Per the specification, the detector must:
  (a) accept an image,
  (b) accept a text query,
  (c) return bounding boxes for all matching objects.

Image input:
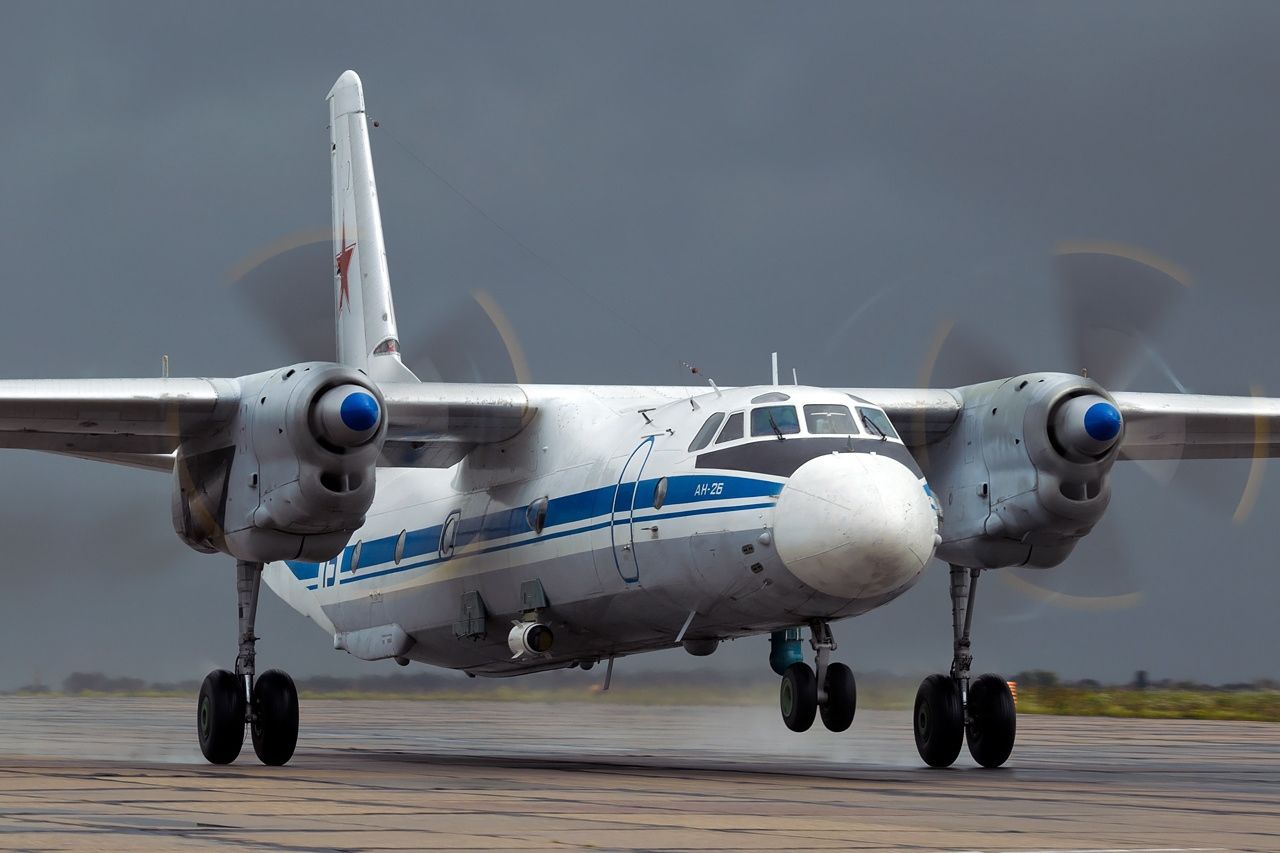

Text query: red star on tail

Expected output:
[335,225,356,312]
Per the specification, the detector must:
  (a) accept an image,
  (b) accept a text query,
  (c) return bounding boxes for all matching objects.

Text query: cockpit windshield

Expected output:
[857,406,899,440]
[803,404,858,435]
[751,405,801,438]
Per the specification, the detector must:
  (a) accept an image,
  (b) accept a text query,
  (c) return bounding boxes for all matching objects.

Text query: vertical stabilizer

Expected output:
[327,70,418,383]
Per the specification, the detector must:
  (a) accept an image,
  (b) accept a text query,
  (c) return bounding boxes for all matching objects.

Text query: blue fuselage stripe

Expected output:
[288,473,781,588]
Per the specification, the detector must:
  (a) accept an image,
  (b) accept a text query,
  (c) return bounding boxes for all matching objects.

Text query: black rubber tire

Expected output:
[914,673,964,768]
[779,662,818,732]
[819,662,857,732]
[197,669,245,765]
[251,669,299,767]
[966,673,1016,768]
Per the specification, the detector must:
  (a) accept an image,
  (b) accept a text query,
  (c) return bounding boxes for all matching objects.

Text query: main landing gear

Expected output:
[197,560,299,766]
[913,565,1016,769]
[777,621,857,733]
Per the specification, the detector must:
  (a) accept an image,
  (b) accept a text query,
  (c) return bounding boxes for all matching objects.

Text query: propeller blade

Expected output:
[917,319,1019,389]
[996,522,1143,616]
[230,233,334,362]
[408,290,530,384]
[1054,243,1190,390]
[230,234,529,384]
[1130,382,1268,527]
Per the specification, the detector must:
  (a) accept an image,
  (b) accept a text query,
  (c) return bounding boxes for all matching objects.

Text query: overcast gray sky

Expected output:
[1,1,1278,689]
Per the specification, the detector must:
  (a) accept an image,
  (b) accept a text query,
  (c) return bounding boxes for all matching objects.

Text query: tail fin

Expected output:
[326,70,418,384]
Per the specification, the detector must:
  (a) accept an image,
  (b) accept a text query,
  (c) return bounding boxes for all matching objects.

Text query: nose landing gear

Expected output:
[196,560,299,766]
[913,565,1016,768]
[777,620,857,733]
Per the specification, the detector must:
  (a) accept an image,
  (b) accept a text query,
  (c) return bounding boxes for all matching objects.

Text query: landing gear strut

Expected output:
[913,565,1016,768]
[778,620,857,733]
[196,560,299,766]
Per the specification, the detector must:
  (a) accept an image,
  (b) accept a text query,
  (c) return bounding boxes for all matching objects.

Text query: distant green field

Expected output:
[1014,687,1280,722]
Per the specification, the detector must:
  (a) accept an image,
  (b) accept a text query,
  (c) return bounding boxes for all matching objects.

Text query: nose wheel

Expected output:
[195,560,300,766]
[777,621,857,733]
[912,565,1016,768]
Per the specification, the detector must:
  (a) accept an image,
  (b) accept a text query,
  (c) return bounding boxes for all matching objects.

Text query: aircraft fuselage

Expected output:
[267,384,940,676]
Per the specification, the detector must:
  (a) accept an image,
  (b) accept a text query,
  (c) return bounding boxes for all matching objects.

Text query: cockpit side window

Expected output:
[803,404,858,435]
[688,412,726,452]
[750,405,801,437]
[715,411,745,444]
[857,406,900,440]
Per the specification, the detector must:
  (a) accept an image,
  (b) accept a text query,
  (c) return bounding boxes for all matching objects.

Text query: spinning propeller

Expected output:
[229,231,530,384]
[916,243,1262,613]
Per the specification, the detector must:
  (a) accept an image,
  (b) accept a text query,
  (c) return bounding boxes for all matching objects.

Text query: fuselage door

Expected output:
[611,437,654,584]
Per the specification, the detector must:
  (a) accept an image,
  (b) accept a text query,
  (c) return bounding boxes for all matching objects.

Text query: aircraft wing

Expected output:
[0,378,532,470]
[851,385,1280,460]
[378,382,532,467]
[0,378,239,455]
[1111,391,1280,460]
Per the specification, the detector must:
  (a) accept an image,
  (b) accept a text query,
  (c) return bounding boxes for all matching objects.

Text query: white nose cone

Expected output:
[774,453,938,600]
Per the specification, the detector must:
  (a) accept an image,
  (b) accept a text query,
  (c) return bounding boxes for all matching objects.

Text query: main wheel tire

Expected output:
[914,673,964,768]
[966,673,1016,768]
[197,669,245,765]
[819,662,857,732]
[779,662,818,732]
[251,669,299,767]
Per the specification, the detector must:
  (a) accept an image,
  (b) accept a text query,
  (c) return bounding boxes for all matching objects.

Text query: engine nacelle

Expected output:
[923,372,1123,569]
[171,362,387,563]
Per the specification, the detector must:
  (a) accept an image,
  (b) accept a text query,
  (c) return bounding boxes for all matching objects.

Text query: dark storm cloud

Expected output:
[1,1,1278,688]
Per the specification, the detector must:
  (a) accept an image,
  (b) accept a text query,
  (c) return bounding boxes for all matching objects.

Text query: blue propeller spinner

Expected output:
[340,391,381,432]
[1083,400,1122,442]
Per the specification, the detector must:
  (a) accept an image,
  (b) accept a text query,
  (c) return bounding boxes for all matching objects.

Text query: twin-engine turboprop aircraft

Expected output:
[4,70,1278,769]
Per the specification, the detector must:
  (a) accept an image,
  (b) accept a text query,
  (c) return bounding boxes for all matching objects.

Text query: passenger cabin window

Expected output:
[857,406,899,440]
[751,405,801,438]
[716,412,745,443]
[688,412,726,452]
[804,404,858,435]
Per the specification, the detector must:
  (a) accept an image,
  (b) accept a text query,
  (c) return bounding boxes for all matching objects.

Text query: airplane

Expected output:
[4,69,1277,770]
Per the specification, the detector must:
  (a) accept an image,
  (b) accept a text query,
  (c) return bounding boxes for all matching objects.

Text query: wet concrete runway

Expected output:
[0,697,1275,851]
